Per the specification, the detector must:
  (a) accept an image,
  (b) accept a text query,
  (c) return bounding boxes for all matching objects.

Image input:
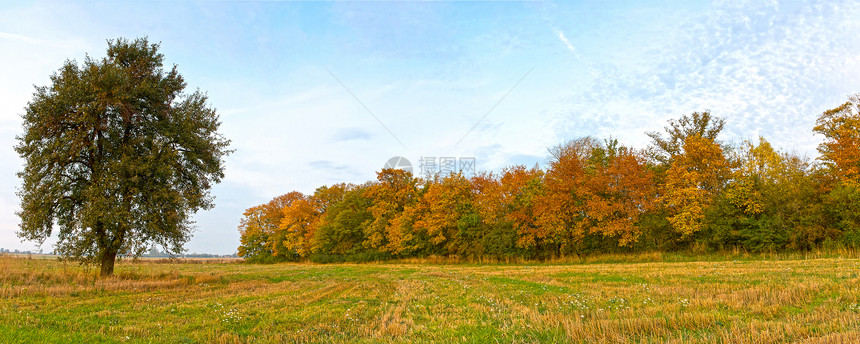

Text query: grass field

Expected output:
[2,254,860,343]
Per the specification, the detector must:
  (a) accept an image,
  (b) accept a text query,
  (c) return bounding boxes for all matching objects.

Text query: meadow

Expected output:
[1,253,859,343]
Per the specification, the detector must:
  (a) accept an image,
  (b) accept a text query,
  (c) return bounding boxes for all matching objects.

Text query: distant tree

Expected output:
[646,111,726,165]
[468,172,510,257]
[537,138,657,255]
[493,166,545,254]
[537,137,599,255]
[15,38,231,276]
[277,194,318,258]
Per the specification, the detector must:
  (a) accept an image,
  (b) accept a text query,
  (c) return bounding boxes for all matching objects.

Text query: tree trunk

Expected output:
[100,249,117,277]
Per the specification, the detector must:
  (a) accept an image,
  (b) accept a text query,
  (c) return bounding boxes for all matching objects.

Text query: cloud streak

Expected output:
[554,28,577,55]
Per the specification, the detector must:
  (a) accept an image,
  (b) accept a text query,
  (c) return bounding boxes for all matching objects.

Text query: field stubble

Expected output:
[1,254,859,343]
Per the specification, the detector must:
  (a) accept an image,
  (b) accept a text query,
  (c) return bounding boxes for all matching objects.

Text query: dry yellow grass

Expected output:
[1,255,859,343]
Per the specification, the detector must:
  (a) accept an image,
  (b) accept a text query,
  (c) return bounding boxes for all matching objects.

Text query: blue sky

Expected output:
[1,0,859,254]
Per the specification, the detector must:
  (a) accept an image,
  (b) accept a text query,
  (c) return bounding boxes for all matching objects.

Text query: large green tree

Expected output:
[15,38,231,276]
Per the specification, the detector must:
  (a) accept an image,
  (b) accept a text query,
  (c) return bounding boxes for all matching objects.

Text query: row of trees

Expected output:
[238,95,860,262]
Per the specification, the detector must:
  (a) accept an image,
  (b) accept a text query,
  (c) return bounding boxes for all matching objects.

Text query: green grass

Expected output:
[1,255,859,343]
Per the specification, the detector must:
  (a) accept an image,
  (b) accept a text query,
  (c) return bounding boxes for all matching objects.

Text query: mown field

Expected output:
[1,254,860,343]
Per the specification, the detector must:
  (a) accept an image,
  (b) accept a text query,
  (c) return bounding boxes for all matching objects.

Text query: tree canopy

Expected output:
[16,37,231,276]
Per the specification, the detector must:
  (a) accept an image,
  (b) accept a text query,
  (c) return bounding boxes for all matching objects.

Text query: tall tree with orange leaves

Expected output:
[537,138,657,255]
[815,93,860,183]
[582,140,658,246]
[277,194,315,258]
[537,137,597,255]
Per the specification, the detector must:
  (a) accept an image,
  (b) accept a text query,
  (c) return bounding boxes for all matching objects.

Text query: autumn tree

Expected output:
[237,192,304,262]
[364,169,420,253]
[471,166,545,257]
[814,94,860,244]
[15,38,231,276]
[663,135,731,236]
[537,137,597,255]
[542,138,655,251]
[410,173,478,256]
[814,94,860,182]
[469,172,509,257]
[536,138,656,255]
[277,184,350,258]
[580,140,658,246]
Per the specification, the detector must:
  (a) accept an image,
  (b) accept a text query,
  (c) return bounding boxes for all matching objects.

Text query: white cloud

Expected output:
[554,28,577,55]
[553,0,860,155]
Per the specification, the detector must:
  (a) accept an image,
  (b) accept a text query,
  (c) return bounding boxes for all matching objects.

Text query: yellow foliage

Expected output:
[279,197,318,257]
[237,192,304,259]
[725,138,785,215]
[664,135,730,236]
[364,169,420,253]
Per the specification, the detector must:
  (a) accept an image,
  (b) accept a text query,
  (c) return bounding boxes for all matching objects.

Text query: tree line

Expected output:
[238,95,860,263]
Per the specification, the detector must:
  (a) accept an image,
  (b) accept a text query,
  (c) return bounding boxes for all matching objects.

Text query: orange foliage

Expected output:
[278,195,316,257]
[538,138,657,250]
[814,93,860,184]
[537,138,595,249]
[582,146,657,245]
[277,184,351,257]
[491,166,546,249]
[237,192,304,259]
[410,174,473,254]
